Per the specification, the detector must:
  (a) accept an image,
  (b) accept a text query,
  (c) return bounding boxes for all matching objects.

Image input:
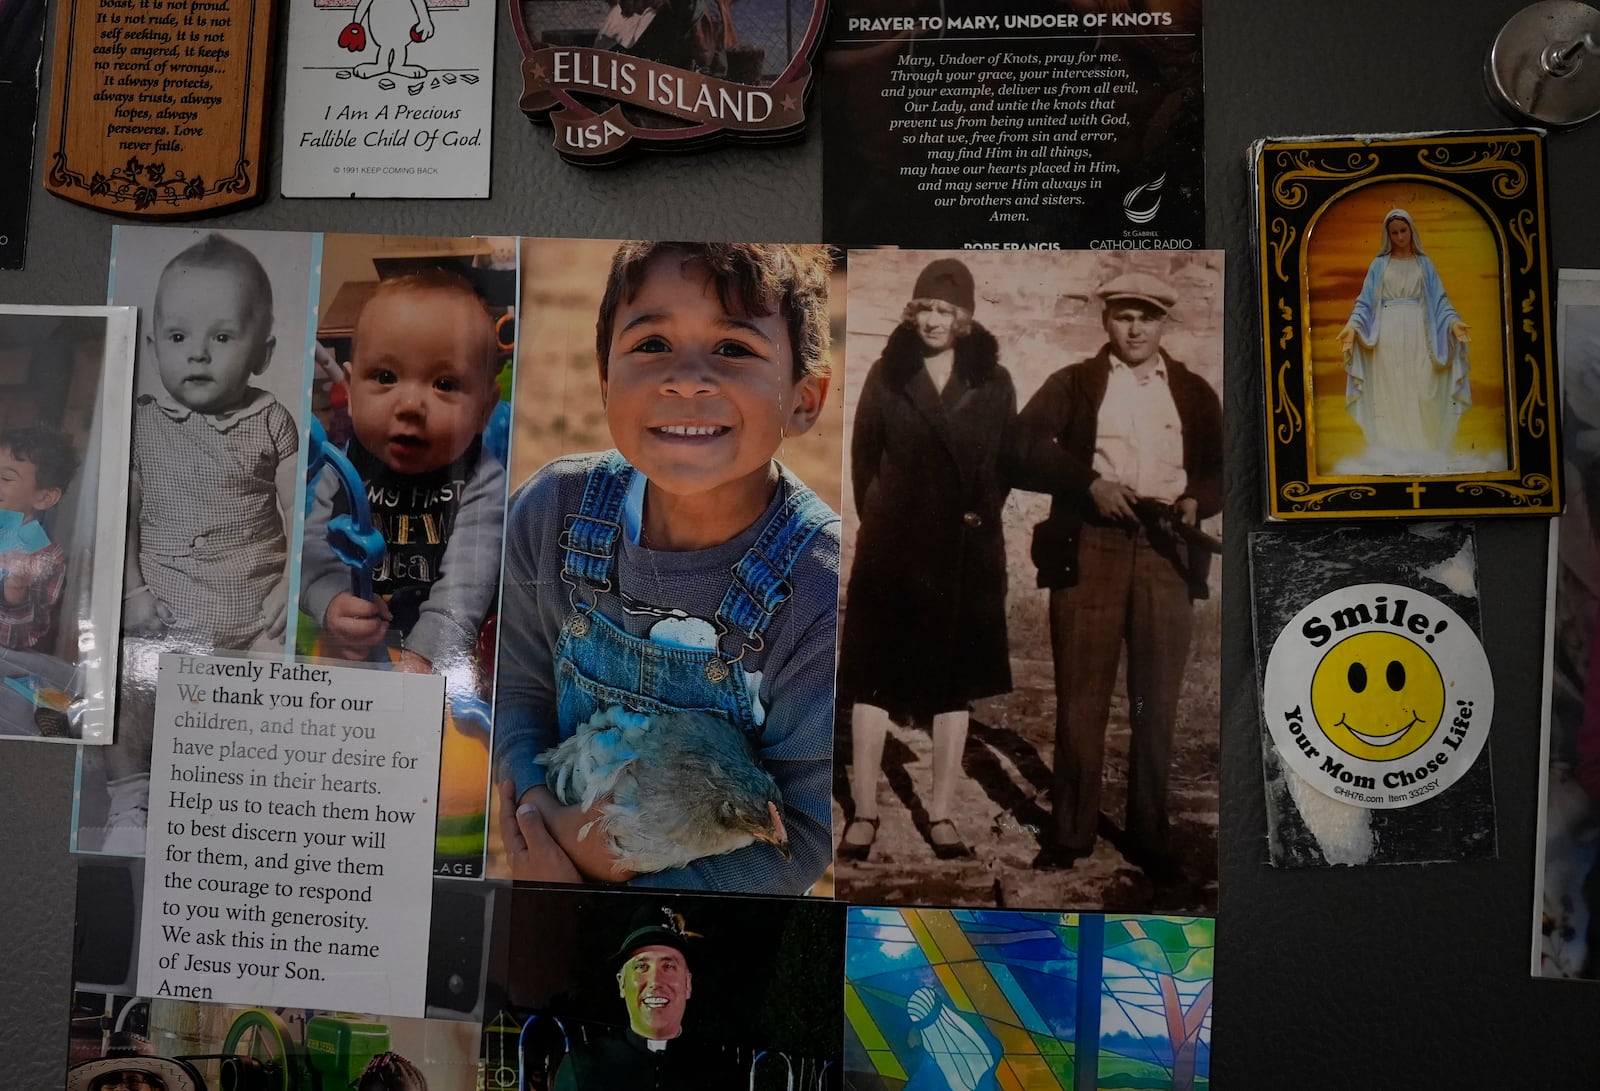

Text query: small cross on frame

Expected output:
[1405,480,1427,508]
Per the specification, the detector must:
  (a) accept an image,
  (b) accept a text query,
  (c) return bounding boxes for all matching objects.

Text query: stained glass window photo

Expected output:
[844,907,1212,1091]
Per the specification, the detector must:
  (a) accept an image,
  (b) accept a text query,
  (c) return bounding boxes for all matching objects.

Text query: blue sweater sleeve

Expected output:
[492,474,563,801]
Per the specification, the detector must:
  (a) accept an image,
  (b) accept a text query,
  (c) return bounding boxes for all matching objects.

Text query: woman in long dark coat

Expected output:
[837,258,1015,860]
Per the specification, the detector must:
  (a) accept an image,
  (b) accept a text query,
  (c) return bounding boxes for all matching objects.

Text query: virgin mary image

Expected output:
[1336,208,1473,473]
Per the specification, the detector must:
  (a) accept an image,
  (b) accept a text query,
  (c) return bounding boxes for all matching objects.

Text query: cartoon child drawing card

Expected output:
[280,0,493,196]
[1252,523,1497,867]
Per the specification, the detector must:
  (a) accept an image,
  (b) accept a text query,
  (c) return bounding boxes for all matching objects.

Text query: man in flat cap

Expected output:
[1009,271,1221,885]
[553,906,741,1091]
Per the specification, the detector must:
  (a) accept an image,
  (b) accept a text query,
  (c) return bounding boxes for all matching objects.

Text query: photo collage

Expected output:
[50,226,1221,1090]
[12,0,1600,1084]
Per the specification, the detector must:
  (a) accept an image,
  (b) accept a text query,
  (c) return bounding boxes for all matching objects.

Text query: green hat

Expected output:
[610,905,700,971]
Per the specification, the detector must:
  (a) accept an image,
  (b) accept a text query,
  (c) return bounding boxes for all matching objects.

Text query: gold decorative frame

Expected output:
[1254,131,1561,519]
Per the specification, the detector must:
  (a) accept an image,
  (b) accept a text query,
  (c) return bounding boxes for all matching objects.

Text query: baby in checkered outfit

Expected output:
[122,234,297,651]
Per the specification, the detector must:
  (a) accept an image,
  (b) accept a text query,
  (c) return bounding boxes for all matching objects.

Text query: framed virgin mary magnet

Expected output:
[512,0,825,163]
[1252,130,1562,520]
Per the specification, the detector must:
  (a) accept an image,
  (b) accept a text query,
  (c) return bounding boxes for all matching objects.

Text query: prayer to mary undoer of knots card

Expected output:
[823,0,1205,249]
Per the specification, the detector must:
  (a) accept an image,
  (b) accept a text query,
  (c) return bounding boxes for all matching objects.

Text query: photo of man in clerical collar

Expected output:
[554,907,738,1090]
[496,889,844,1091]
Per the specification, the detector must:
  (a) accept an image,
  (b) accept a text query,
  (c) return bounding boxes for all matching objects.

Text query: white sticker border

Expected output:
[1263,582,1493,809]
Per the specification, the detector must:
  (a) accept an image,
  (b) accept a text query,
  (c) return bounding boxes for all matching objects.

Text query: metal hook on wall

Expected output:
[1486,0,1600,126]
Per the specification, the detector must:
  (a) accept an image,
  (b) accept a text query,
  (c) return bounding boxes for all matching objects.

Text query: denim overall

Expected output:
[553,451,837,743]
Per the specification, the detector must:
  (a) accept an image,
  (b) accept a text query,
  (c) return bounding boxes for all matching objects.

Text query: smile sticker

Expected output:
[1263,582,1491,808]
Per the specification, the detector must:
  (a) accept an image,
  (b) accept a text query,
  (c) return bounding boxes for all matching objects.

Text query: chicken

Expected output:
[539,705,790,875]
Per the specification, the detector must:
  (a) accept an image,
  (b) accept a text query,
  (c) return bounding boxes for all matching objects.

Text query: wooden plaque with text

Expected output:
[43,0,274,215]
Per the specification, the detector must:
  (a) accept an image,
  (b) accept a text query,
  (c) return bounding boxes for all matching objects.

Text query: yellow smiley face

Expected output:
[1310,631,1444,760]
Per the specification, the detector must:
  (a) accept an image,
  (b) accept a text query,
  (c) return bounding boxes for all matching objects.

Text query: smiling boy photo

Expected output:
[494,240,842,897]
[0,303,135,748]
[0,424,77,652]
